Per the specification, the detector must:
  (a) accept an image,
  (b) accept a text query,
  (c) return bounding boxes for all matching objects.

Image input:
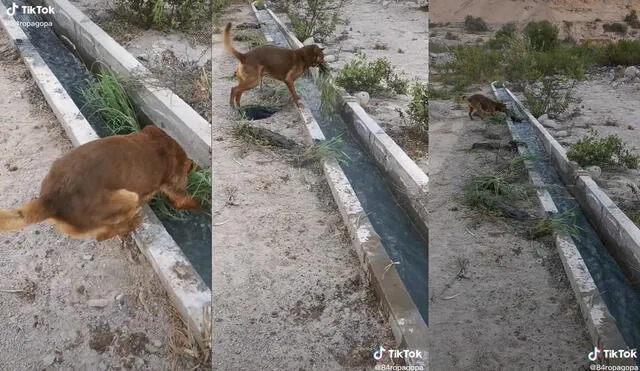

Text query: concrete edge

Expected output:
[491,83,633,364]
[252,3,429,367]
[0,7,212,349]
[264,6,429,234]
[503,86,640,289]
[31,0,212,168]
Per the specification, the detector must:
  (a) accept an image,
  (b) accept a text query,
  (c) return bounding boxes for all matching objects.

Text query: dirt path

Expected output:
[0,31,205,370]
[211,3,394,370]
[428,93,592,369]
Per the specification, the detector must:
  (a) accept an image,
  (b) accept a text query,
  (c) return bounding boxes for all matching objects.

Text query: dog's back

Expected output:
[462,94,507,119]
[40,126,187,228]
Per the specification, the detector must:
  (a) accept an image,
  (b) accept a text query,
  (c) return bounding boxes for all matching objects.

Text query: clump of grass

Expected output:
[286,0,346,42]
[523,76,573,119]
[464,172,532,214]
[334,51,408,96]
[81,68,140,135]
[528,211,583,241]
[212,0,231,25]
[440,45,503,89]
[187,168,212,206]
[567,129,639,169]
[299,136,351,166]
[486,23,517,50]
[464,15,489,33]
[231,120,271,146]
[603,22,628,34]
[233,30,269,48]
[508,153,536,174]
[318,73,340,114]
[444,32,460,41]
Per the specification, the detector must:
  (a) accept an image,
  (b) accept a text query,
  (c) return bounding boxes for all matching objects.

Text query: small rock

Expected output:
[353,91,370,106]
[82,254,93,261]
[88,299,111,308]
[7,165,17,172]
[537,113,549,122]
[151,339,162,348]
[42,354,56,367]
[323,54,336,63]
[14,91,22,99]
[555,130,570,138]
[137,54,148,62]
[382,0,390,7]
[586,165,602,178]
[541,119,560,130]
[144,343,159,353]
[624,66,639,79]
[303,37,315,46]
[628,125,635,130]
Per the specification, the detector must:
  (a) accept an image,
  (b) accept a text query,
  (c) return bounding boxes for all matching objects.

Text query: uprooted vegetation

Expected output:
[115,0,211,31]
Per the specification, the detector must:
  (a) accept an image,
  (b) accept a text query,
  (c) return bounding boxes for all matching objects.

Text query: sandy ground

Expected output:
[274,0,429,164]
[211,3,395,370]
[0,31,203,370]
[431,0,640,42]
[428,90,592,369]
[70,0,212,122]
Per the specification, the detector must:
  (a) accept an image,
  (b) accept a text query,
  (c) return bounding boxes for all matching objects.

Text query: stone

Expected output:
[537,113,549,122]
[303,37,315,46]
[83,254,93,261]
[353,91,370,106]
[624,66,639,79]
[88,299,110,308]
[42,354,56,367]
[541,119,560,130]
[555,130,570,138]
[585,165,602,178]
[323,54,336,63]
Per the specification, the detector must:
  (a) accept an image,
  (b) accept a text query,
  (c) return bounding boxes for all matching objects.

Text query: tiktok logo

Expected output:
[588,346,601,361]
[373,345,387,361]
[6,3,19,16]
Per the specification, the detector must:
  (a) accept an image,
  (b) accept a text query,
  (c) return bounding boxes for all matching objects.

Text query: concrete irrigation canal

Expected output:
[492,83,640,364]
[1,0,212,288]
[0,0,211,346]
[251,6,428,323]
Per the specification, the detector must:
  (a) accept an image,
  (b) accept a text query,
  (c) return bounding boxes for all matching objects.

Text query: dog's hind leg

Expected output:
[468,105,474,120]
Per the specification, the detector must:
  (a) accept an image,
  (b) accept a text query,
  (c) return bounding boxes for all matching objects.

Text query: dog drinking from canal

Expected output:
[223,22,326,108]
[0,126,201,241]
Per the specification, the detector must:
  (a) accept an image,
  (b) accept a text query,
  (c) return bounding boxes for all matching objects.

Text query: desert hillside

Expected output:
[431,0,640,24]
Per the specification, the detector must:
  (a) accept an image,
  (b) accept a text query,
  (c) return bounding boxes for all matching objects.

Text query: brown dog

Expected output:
[0,126,200,242]
[223,22,325,107]
[462,94,508,120]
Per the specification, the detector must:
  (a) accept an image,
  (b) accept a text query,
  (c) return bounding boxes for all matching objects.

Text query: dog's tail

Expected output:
[0,199,50,232]
[223,22,246,63]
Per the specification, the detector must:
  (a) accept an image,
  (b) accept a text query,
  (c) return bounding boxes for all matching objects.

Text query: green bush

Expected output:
[523,20,558,52]
[464,15,489,33]
[486,22,517,49]
[287,0,345,42]
[567,130,639,169]
[334,51,408,96]
[598,39,640,66]
[523,76,573,119]
[441,45,503,85]
[406,82,428,137]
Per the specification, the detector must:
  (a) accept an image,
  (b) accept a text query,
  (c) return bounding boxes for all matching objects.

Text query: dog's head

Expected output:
[142,125,195,186]
[302,44,325,67]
